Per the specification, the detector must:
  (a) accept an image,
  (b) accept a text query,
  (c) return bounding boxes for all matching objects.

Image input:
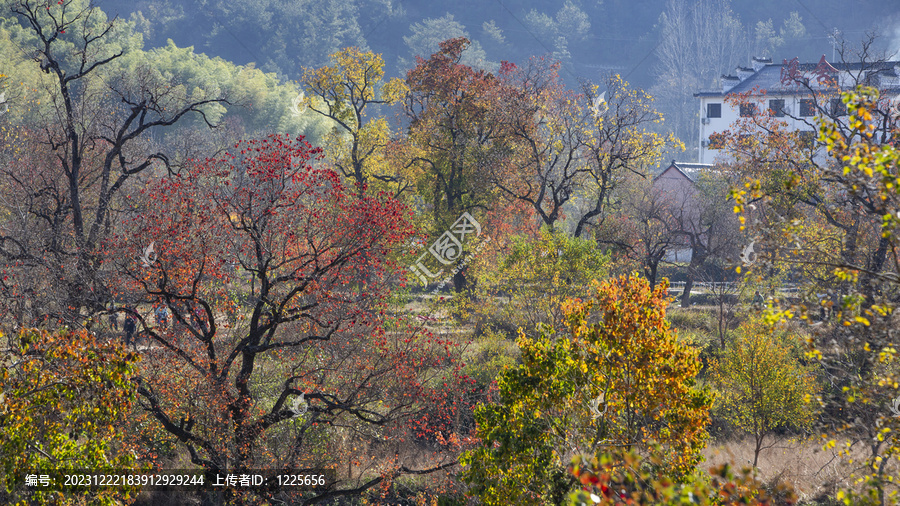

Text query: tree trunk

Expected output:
[716,284,730,349]
[753,432,764,467]
[645,262,658,289]
[861,235,889,306]
[453,269,467,293]
[718,296,726,349]
[681,249,707,308]
[680,275,694,308]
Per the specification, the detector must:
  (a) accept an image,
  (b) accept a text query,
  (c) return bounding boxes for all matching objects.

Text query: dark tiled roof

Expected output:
[673,162,715,170]
[655,161,716,182]
[673,161,715,182]
[695,59,900,97]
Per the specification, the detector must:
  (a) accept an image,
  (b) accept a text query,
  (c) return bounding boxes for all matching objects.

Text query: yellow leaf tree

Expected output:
[728,82,900,504]
[461,274,711,505]
[709,318,820,467]
[301,47,410,197]
[574,75,681,238]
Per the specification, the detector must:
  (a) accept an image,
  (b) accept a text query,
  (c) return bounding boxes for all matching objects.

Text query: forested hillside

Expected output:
[91,0,897,156]
[101,0,890,83]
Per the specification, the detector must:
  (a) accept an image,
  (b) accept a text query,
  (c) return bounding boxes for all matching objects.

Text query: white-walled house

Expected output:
[694,56,900,164]
[649,55,900,268]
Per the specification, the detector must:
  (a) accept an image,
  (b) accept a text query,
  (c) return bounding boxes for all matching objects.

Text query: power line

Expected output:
[793,0,831,34]
[204,8,263,64]
[492,0,661,85]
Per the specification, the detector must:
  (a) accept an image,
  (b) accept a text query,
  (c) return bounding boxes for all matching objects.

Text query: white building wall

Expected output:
[698,94,818,164]
[696,60,900,164]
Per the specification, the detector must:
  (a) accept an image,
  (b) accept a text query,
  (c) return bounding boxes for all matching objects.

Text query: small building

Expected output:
[654,161,714,193]
[652,161,716,263]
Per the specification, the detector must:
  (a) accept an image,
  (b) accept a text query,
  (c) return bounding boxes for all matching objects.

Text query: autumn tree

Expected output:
[460,275,711,505]
[672,171,743,306]
[720,42,899,304]
[109,135,467,504]
[807,87,899,505]
[400,37,510,292]
[401,38,505,225]
[575,75,679,238]
[491,57,589,230]
[709,318,819,467]
[0,0,226,324]
[712,38,900,496]
[300,47,409,197]
[0,328,139,505]
[730,84,900,503]
[594,173,680,288]
[594,162,739,304]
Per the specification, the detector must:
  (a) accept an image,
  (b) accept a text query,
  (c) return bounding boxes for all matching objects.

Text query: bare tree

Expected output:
[698,269,742,348]
[491,58,589,230]
[0,0,227,323]
[652,0,748,151]
[668,171,742,307]
[595,173,679,288]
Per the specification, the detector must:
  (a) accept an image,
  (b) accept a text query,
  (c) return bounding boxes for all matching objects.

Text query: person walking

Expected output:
[123,309,137,350]
[154,303,169,330]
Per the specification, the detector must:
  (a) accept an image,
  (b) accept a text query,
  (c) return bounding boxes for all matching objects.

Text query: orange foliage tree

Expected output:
[401,37,505,224]
[461,275,711,505]
[399,38,514,293]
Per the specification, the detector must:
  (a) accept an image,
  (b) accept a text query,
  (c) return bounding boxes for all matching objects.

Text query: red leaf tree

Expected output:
[400,38,513,293]
[107,135,468,503]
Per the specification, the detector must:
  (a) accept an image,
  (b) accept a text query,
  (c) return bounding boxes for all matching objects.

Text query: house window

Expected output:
[739,103,757,117]
[800,99,816,117]
[830,98,847,116]
[769,99,786,117]
[707,103,722,118]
